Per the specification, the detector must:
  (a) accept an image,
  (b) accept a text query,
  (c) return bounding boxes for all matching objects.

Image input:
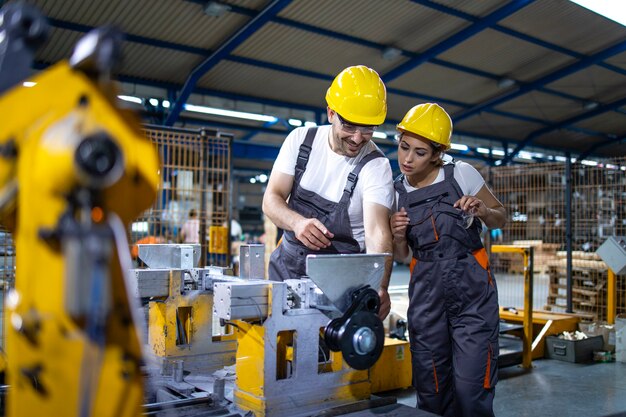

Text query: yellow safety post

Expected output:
[607,269,616,324]
[491,245,534,369]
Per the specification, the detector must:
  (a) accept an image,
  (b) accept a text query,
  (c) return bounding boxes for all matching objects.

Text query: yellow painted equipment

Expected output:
[369,338,413,393]
[0,19,159,417]
[141,246,237,374]
[209,225,229,254]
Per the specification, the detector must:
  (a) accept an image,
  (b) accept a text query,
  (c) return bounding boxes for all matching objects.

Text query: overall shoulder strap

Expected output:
[393,174,407,194]
[342,149,384,199]
[294,127,318,183]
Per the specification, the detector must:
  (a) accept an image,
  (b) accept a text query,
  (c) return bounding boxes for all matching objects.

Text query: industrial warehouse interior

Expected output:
[0,0,625,416]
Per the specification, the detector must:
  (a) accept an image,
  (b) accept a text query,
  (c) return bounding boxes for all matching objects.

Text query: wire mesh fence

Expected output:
[135,126,232,267]
[486,158,626,323]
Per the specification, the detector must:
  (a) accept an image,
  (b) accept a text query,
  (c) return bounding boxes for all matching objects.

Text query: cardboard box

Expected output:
[545,335,604,363]
[578,322,615,352]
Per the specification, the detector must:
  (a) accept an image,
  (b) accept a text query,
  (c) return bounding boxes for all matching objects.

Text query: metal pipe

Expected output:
[608,269,616,324]
[143,396,213,413]
[565,153,573,313]
[522,247,533,369]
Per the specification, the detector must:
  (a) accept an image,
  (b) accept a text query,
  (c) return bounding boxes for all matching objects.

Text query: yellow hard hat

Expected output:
[397,103,453,149]
[325,65,387,126]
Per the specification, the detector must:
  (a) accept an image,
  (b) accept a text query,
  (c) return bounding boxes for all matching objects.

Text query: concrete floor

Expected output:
[379,360,626,417]
[386,263,626,417]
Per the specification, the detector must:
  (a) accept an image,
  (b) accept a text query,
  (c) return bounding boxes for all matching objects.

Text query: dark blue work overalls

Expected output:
[395,162,499,417]
[269,127,383,281]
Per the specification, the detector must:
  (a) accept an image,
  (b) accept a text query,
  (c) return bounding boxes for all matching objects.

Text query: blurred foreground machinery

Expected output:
[0,3,159,417]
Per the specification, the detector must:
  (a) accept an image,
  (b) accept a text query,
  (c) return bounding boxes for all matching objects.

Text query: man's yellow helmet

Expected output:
[325,65,387,126]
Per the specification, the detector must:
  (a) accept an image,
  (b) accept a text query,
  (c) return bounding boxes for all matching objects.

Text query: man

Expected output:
[262,65,394,320]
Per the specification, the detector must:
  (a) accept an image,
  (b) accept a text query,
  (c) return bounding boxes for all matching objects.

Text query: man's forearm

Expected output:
[365,229,393,289]
[262,193,304,232]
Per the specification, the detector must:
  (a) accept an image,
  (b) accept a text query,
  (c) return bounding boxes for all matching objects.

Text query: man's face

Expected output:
[327,109,377,157]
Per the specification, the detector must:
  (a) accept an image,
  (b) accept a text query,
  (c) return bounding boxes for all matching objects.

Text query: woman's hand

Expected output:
[390,207,410,241]
[454,195,487,218]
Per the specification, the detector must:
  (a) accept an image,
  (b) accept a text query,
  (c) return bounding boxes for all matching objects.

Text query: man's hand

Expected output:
[293,218,334,250]
[378,287,391,321]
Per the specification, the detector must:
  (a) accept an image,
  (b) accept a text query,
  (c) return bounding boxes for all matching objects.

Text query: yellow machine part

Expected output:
[0,63,159,417]
[369,337,413,393]
[232,320,371,417]
[209,225,229,254]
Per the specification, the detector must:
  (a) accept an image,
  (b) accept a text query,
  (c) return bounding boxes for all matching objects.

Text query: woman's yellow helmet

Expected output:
[397,103,453,149]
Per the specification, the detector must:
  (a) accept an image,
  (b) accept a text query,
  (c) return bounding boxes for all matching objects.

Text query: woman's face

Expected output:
[397,132,440,177]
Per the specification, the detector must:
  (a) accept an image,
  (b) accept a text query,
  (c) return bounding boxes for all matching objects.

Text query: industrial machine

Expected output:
[134,244,390,416]
[0,3,159,417]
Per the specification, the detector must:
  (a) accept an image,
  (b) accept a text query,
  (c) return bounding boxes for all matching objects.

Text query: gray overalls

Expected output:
[269,127,383,281]
[395,162,499,417]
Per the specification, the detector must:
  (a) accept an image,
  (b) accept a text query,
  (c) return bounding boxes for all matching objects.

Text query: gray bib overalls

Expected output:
[269,127,383,281]
[395,162,499,417]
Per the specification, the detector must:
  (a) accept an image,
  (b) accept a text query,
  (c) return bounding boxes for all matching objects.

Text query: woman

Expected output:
[390,103,506,417]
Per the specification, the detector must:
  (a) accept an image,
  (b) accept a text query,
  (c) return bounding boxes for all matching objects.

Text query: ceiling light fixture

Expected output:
[117,95,142,104]
[497,78,516,89]
[184,103,278,123]
[583,100,599,110]
[382,47,402,61]
[204,1,231,17]
[450,143,469,151]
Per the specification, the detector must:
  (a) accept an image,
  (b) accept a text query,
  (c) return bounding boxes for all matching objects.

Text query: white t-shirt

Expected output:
[272,125,394,250]
[395,156,485,210]
[181,218,200,243]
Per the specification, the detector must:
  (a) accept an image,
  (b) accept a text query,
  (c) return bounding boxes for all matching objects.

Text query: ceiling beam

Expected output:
[164,0,293,126]
[383,0,534,82]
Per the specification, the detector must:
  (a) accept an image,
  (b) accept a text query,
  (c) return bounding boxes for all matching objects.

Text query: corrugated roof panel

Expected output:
[226,0,266,9]
[438,28,574,82]
[605,50,626,71]
[546,65,626,103]
[429,0,510,18]
[36,27,82,64]
[387,62,501,106]
[26,0,252,50]
[597,143,626,158]
[385,93,465,127]
[572,111,626,136]
[455,112,543,141]
[233,22,401,77]
[494,91,584,123]
[121,43,203,85]
[533,130,591,153]
[279,0,468,53]
[499,0,626,55]
[197,61,331,109]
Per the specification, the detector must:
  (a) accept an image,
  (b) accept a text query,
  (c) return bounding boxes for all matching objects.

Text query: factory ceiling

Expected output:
[12,0,626,167]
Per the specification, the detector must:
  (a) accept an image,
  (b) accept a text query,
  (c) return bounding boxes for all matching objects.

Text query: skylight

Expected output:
[569,0,626,27]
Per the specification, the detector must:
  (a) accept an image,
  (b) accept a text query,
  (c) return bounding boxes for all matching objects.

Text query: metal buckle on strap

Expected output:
[297,144,312,165]
[344,172,358,194]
